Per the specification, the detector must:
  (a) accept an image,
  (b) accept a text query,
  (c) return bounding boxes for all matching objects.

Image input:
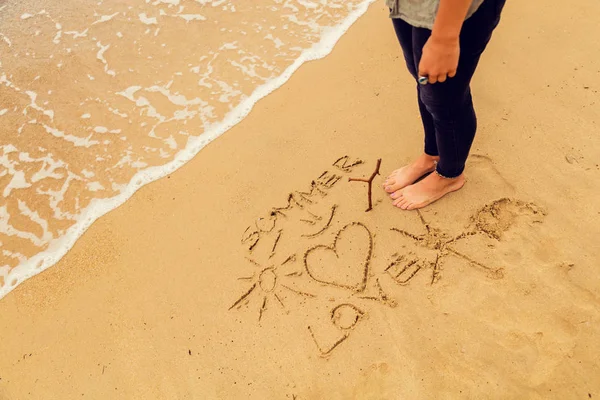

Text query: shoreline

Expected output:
[0,0,376,300]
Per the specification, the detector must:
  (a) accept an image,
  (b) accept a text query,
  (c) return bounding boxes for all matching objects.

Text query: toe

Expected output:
[384,180,396,193]
[407,199,426,210]
[390,190,402,200]
[395,198,408,208]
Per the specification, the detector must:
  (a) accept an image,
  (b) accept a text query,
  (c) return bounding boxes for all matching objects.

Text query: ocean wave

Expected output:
[0,0,375,299]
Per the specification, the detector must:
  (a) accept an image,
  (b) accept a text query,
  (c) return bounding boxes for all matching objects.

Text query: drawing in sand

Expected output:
[230,156,547,356]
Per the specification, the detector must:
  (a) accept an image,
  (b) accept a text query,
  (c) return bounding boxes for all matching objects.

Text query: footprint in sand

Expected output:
[471,198,546,240]
[468,154,516,193]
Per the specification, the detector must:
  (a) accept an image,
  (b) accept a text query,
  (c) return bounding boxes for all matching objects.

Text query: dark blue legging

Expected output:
[392,0,506,178]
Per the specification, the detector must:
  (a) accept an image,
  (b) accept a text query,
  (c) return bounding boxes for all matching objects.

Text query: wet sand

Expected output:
[1,1,600,399]
[0,0,370,290]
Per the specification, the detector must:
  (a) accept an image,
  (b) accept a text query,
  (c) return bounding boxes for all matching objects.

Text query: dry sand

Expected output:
[1,1,600,398]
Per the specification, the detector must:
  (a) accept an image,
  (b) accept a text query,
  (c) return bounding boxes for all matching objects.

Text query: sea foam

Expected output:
[0,0,375,299]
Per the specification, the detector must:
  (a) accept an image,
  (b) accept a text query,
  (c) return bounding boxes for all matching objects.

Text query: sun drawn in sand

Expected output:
[229,257,315,322]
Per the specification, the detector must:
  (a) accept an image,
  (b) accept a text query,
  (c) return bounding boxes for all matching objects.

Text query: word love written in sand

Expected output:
[230,156,547,357]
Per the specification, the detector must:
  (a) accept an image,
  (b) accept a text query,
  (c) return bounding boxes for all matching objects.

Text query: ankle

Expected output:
[415,153,439,167]
[423,153,440,162]
[432,171,464,184]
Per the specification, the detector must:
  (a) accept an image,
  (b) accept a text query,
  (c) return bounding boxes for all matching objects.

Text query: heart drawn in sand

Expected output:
[304,222,373,292]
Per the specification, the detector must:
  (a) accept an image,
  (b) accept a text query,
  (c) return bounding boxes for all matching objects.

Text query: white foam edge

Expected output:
[0,0,376,300]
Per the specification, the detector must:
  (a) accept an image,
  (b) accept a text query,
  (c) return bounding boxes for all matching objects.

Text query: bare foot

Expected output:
[383,154,439,194]
[391,172,465,210]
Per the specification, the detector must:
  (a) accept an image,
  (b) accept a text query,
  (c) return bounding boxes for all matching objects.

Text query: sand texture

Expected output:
[1,0,600,399]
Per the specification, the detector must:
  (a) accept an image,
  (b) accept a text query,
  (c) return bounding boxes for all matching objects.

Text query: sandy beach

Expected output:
[1,0,600,398]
